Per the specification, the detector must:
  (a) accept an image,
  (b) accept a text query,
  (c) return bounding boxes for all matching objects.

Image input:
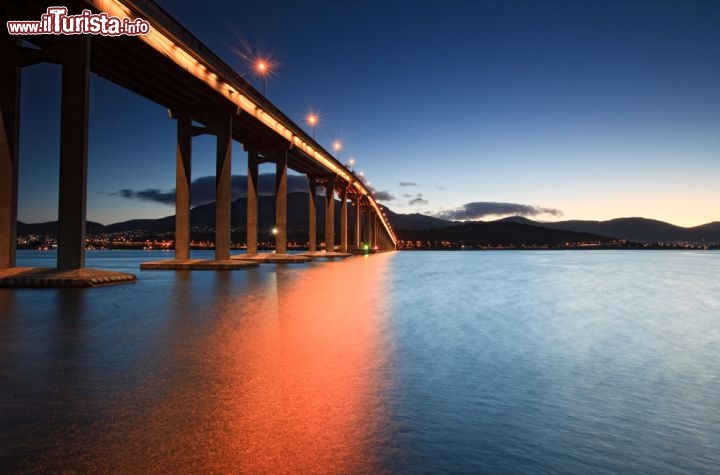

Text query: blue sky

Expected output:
[16,0,720,226]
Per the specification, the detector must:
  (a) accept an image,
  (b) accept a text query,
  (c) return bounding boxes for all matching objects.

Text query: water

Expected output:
[1,250,719,473]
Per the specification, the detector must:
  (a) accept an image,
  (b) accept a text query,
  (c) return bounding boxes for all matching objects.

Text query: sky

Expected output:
[15,0,720,227]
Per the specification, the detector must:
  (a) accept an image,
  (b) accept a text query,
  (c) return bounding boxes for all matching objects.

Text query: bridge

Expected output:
[0,0,397,286]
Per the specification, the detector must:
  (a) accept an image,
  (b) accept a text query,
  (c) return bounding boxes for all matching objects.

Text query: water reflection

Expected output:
[4,250,720,473]
[38,255,394,472]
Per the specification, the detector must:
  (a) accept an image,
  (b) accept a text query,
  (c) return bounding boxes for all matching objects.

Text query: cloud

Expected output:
[113,188,175,205]
[373,190,396,202]
[109,174,309,206]
[408,193,428,206]
[435,202,563,220]
[399,181,418,187]
[435,184,447,190]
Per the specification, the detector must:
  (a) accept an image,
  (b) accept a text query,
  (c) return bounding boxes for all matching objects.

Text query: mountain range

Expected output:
[17,192,720,245]
[380,208,720,244]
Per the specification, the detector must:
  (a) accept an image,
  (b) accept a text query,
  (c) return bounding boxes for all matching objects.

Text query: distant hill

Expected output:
[17,194,720,245]
[499,216,720,244]
[18,220,107,235]
[380,206,453,230]
[19,192,344,238]
[398,221,615,247]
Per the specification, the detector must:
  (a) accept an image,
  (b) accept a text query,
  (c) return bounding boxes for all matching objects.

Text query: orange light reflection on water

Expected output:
[222,260,390,472]
[94,255,393,473]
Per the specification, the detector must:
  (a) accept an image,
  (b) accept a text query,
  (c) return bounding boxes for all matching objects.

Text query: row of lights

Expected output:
[251,57,396,244]
[94,0,395,246]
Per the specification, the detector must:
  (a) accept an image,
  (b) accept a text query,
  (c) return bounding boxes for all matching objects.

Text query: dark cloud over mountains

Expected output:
[110,174,398,206]
[372,190,396,201]
[110,174,311,206]
[435,202,563,220]
[408,193,428,206]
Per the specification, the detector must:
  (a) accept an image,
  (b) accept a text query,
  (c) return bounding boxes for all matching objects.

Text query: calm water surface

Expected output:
[1,250,719,473]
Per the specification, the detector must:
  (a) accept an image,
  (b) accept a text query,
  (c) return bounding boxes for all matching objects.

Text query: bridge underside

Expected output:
[0,0,396,286]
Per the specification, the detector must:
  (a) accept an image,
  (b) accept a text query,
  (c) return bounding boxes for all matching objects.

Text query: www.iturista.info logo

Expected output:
[6,6,150,36]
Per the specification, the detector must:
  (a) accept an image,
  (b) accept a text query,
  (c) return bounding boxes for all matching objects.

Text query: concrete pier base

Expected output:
[299,251,352,259]
[0,267,137,288]
[350,247,377,255]
[233,253,311,264]
[140,259,258,270]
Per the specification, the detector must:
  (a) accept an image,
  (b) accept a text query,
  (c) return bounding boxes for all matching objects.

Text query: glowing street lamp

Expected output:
[348,157,355,172]
[254,58,271,95]
[306,113,318,139]
[332,140,342,160]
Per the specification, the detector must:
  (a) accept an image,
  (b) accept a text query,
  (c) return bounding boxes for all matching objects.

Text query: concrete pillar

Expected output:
[246,148,258,254]
[275,149,287,254]
[353,195,361,249]
[324,176,335,251]
[340,186,348,252]
[308,177,317,252]
[366,209,374,248]
[361,206,367,244]
[57,36,90,270]
[373,215,379,248]
[0,36,19,269]
[174,115,192,260]
[215,115,232,260]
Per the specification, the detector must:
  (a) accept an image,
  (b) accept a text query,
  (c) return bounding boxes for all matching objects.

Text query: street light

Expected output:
[333,140,342,160]
[306,113,318,139]
[348,157,355,172]
[254,58,272,95]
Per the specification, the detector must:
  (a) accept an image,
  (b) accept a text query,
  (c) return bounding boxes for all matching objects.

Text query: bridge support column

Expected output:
[366,209,374,249]
[246,148,258,254]
[374,215,379,248]
[308,177,317,252]
[215,115,232,261]
[324,177,335,251]
[275,149,287,254]
[0,36,19,270]
[340,186,348,252]
[353,196,361,249]
[174,114,192,260]
[57,36,90,270]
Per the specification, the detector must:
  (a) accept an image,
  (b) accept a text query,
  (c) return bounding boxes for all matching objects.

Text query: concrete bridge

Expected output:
[1,0,397,286]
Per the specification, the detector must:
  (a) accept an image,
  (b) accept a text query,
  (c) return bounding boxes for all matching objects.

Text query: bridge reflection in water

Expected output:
[0,253,394,472]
